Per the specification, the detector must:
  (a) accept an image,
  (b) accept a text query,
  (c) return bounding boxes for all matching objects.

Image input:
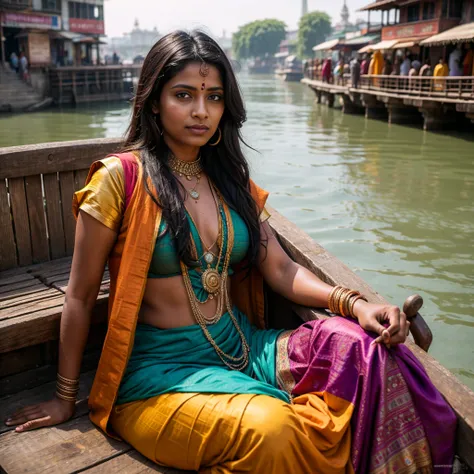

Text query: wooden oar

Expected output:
[403,294,433,352]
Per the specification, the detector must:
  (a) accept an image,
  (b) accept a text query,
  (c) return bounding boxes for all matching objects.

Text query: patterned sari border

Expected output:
[276,330,295,396]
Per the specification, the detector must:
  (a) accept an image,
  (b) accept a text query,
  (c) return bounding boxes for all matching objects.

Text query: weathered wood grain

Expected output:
[0,288,60,310]
[25,175,49,263]
[0,180,16,271]
[8,178,32,266]
[0,272,35,287]
[0,281,45,299]
[43,172,67,259]
[59,171,77,255]
[83,450,193,474]
[0,413,130,474]
[0,294,108,354]
[0,294,65,321]
[74,168,90,192]
[0,138,122,180]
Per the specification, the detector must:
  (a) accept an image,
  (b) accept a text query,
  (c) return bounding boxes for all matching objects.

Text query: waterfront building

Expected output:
[0,0,62,67]
[0,0,105,67]
[358,0,474,66]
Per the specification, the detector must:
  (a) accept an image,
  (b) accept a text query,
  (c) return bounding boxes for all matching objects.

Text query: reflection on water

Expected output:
[1,74,473,388]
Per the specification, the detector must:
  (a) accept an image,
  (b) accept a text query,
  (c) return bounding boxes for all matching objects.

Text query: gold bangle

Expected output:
[56,382,79,393]
[342,290,359,317]
[55,391,77,402]
[331,287,345,314]
[57,373,79,385]
[348,294,367,319]
[335,287,348,316]
[328,286,342,313]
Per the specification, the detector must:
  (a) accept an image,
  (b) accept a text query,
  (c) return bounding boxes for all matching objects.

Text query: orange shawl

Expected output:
[77,156,269,438]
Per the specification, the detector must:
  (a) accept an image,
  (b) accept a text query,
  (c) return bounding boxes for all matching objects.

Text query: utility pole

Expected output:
[302,0,308,17]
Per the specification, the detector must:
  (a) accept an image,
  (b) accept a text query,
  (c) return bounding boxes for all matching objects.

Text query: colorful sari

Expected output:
[74,153,456,473]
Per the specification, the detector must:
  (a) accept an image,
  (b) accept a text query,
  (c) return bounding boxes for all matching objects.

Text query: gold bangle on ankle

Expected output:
[55,391,77,402]
[57,373,79,385]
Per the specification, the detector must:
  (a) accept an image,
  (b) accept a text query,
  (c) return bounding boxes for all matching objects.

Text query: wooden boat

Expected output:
[0,138,473,473]
[275,55,304,82]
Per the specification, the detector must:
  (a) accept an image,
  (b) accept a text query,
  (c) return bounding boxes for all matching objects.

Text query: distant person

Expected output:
[369,50,384,86]
[382,57,392,76]
[419,59,432,77]
[391,57,401,75]
[463,44,473,76]
[322,58,332,83]
[400,55,411,76]
[434,57,449,91]
[334,58,344,85]
[360,53,370,75]
[449,45,462,76]
[350,56,361,88]
[113,52,119,65]
[10,52,19,73]
[18,52,28,81]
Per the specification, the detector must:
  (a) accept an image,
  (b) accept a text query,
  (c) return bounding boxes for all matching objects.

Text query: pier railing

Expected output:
[304,68,474,100]
[358,75,474,100]
[49,65,142,105]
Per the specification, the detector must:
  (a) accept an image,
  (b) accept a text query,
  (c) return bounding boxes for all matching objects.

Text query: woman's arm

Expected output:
[257,221,408,346]
[5,211,117,432]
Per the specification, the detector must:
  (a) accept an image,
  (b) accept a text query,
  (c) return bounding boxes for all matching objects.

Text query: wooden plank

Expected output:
[43,172,67,259]
[0,180,17,271]
[0,294,65,322]
[0,282,46,301]
[25,175,49,263]
[0,294,108,353]
[0,138,122,180]
[83,450,191,474]
[269,207,474,471]
[74,168,90,192]
[0,288,61,311]
[8,178,32,266]
[59,171,77,255]
[0,413,130,474]
[0,272,35,287]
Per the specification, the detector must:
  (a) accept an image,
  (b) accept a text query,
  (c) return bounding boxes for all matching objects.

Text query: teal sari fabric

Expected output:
[117,308,290,404]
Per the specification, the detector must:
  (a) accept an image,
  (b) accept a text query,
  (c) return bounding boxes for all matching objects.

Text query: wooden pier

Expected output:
[49,65,142,105]
[302,74,474,131]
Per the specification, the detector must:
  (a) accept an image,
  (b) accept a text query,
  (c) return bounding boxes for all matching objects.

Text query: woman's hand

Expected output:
[353,300,410,348]
[4,396,75,432]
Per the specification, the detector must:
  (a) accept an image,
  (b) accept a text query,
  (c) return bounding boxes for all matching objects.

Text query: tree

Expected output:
[297,11,332,59]
[232,19,287,60]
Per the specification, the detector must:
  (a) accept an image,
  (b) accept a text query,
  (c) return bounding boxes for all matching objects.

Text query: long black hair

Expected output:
[123,30,262,268]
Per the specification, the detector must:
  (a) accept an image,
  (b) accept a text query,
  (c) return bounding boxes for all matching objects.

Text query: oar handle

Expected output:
[403,294,433,352]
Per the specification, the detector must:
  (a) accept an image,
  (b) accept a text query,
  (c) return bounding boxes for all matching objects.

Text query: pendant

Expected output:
[190,189,200,200]
[202,268,220,294]
[204,252,215,264]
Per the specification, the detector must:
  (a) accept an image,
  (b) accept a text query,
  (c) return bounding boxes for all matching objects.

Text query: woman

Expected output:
[5,31,456,474]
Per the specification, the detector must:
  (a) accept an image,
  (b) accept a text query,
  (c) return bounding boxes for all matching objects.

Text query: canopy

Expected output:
[358,44,374,53]
[344,33,380,46]
[358,0,398,11]
[369,39,399,50]
[313,39,339,51]
[420,22,474,46]
[275,51,289,58]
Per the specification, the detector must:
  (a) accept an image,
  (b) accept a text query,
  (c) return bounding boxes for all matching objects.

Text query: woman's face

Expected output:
[154,61,225,149]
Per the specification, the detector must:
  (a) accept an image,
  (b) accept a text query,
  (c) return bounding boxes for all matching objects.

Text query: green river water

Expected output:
[1,73,473,390]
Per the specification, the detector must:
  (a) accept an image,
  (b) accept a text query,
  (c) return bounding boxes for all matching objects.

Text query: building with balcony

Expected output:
[0,0,62,66]
[358,0,474,64]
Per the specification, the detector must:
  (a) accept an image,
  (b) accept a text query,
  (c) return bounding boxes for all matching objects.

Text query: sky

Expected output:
[104,0,375,39]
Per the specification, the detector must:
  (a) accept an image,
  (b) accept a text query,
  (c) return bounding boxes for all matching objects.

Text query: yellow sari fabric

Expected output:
[110,392,354,474]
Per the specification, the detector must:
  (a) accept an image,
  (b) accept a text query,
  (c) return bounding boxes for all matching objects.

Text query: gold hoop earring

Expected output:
[154,115,163,135]
[208,127,221,146]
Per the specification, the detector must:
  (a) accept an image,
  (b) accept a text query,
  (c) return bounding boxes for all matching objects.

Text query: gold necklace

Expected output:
[168,154,202,178]
[180,196,250,370]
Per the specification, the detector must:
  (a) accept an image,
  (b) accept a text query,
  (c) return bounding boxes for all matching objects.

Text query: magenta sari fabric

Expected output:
[286,317,456,474]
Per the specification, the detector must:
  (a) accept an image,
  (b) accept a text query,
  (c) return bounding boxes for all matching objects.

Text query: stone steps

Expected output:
[0,67,45,113]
